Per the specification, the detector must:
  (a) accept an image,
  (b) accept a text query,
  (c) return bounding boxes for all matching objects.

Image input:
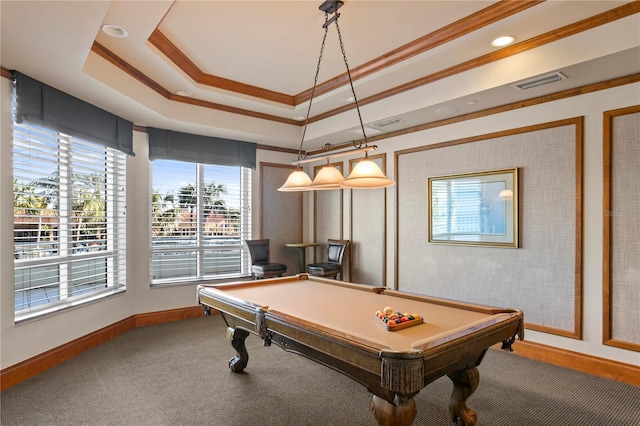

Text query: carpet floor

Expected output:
[1,315,639,425]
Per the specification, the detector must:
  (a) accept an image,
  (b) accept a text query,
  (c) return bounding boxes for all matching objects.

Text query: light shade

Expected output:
[278,170,312,191]
[497,189,514,200]
[309,165,345,190]
[341,159,395,189]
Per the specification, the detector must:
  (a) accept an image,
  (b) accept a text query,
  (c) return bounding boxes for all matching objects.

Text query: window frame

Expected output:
[149,160,252,286]
[12,119,127,322]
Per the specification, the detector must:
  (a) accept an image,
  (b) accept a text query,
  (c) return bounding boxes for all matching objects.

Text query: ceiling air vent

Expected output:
[511,72,567,90]
[369,117,403,129]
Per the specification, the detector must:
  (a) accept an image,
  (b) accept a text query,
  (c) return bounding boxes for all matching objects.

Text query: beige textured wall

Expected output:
[260,164,302,274]
[350,155,386,286]
[397,122,578,335]
[313,163,343,265]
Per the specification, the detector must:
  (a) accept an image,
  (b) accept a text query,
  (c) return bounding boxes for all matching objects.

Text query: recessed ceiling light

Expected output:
[101,24,128,38]
[175,90,193,97]
[491,35,515,47]
[436,106,458,115]
[339,96,355,102]
[466,100,477,105]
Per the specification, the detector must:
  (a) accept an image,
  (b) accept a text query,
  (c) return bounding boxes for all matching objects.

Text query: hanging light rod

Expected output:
[278,0,395,192]
[292,145,377,166]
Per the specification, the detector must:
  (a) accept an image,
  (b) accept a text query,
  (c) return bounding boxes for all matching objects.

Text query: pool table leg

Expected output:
[371,395,416,426]
[447,367,479,426]
[226,327,250,373]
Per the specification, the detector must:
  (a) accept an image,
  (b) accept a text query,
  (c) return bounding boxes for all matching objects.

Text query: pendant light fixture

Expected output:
[278,0,395,191]
[278,169,313,192]
[309,160,345,190]
[340,156,395,188]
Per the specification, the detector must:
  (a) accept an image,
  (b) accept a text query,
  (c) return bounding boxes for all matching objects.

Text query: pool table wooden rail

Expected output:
[197,281,392,382]
[199,284,409,416]
[197,275,524,426]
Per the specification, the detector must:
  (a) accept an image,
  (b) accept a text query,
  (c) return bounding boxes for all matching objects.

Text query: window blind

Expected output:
[150,160,252,284]
[13,116,127,320]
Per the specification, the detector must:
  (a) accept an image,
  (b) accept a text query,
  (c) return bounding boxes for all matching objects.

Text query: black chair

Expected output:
[305,239,349,280]
[246,239,287,279]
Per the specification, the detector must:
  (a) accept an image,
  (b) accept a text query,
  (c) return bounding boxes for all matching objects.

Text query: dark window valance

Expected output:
[11,71,134,156]
[147,127,256,169]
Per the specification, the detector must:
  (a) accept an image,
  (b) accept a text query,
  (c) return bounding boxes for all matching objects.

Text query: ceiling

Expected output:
[2,1,639,154]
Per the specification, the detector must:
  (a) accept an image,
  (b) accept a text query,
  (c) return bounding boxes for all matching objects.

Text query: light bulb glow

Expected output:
[491,35,515,47]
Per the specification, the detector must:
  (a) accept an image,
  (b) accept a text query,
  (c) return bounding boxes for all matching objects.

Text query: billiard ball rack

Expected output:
[374,313,424,331]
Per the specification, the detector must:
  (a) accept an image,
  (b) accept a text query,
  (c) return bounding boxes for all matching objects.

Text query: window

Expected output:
[13,119,127,320]
[150,160,251,284]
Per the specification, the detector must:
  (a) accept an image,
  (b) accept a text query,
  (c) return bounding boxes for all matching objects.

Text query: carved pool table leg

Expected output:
[447,367,479,426]
[226,327,250,373]
[371,395,416,426]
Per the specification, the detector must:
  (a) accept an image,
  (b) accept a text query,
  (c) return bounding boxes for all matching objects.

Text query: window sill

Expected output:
[15,288,127,325]
[150,274,252,289]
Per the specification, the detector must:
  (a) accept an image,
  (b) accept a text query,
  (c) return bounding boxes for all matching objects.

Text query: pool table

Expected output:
[197,274,524,426]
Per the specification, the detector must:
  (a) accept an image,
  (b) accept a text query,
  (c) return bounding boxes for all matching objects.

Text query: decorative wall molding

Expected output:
[395,118,583,338]
[602,105,640,352]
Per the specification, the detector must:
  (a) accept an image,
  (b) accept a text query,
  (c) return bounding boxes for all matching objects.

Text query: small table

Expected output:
[197,275,524,426]
[285,242,319,273]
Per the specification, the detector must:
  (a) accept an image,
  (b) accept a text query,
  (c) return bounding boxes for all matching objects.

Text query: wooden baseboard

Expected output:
[3,308,638,391]
[1,306,205,391]
[134,305,204,327]
[498,340,640,386]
